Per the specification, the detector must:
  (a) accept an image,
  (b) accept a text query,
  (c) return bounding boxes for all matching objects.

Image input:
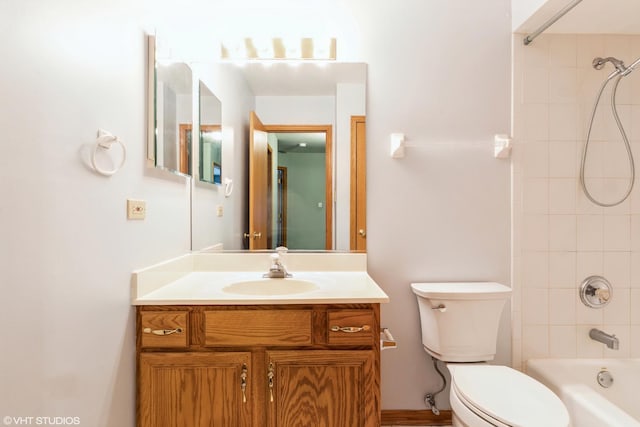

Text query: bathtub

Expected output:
[527,359,640,427]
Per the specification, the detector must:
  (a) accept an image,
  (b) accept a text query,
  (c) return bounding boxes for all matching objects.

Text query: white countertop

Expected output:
[131,252,389,305]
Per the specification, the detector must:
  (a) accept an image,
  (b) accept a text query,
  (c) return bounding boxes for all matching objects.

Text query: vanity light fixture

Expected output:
[221,38,336,61]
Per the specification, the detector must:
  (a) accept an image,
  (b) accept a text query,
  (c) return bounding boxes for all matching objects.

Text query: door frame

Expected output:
[350,116,366,251]
[263,124,333,250]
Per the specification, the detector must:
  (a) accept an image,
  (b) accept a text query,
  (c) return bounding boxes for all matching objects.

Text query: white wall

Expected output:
[191,62,254,251]
[512,33,640,368]
[1,0,512,422]
[0,1,190,425]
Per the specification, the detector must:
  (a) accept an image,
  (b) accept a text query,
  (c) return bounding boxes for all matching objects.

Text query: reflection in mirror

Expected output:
[242,62,367,252]
[198,81,222,184]
[147,36,193,176]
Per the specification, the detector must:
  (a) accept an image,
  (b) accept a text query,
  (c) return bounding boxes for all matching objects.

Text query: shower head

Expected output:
[593,57,627,74]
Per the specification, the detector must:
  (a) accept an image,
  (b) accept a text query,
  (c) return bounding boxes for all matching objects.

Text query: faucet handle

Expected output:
[275,246,288,255]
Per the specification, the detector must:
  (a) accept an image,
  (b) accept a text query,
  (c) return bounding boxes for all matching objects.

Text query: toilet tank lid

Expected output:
[410,282,511,300]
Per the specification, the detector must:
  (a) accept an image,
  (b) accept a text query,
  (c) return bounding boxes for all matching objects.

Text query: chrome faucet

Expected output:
[263,247,292,279]
[589,328,619,350]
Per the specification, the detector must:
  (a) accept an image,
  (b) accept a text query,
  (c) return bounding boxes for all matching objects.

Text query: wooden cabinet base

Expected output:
[381,409,453,426]
[137,304,380,427]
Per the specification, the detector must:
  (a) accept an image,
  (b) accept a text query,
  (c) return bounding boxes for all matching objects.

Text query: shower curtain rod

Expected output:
[523,0,584,45]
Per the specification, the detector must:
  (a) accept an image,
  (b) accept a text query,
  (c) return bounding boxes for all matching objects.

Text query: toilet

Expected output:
[411,282,569,427]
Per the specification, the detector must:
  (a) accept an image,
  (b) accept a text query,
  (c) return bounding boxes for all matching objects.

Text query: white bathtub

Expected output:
[527,359,640,427]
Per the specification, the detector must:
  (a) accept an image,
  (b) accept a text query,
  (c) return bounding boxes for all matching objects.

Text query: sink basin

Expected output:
[222,279,318,296]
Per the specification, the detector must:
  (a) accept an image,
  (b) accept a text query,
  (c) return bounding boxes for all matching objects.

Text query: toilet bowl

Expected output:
[411,282,569,427]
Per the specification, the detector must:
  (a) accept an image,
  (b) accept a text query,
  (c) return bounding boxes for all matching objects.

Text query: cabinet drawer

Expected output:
[140,311,188,348]
[205,310,312,346]
[327,310,374,346]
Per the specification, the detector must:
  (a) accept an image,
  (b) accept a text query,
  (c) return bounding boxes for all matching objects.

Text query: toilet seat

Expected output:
[448,364,570,427]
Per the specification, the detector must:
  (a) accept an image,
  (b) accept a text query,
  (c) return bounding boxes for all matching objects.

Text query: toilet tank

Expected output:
[411,282,511,362]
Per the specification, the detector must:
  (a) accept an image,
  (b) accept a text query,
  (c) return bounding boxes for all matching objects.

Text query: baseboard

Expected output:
[381,409,453,426]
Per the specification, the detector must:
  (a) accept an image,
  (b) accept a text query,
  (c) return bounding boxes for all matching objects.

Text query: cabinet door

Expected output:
[266,350,378,427]
[139,352,252,427]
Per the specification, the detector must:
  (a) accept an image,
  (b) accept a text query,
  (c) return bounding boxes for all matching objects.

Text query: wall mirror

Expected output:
[241,62,367,252]
[198,81,222,184]
[146,35,193,177]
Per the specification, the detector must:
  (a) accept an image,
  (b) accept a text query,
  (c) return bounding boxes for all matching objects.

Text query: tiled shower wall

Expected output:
[512,34,640,370]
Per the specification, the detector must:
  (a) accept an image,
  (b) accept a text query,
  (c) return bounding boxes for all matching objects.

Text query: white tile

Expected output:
[630,289,640,324]
[522,251,549,288]
[576,325,605,358]
[577,251,604,279]
[549,179,576,214]
[630,252,640,288]
[603,215,630,251]
[549,142,577,178]
[631,176,640,214]
[523,140,549,178]
[523,178,548,214]
[603,139,634,179]
[549,35,577,68]
[523,215,549,251]
[576,35,604,69]
[549,288,576,325]
[576,179,605,214]
[549,104,578,140]
[631,215,640,252]
[603,287,630,325]
[603,252,631,287]
[577,215,603,251]
[600,179,631,215]
[523,104,549,142]
[549,215,576,251]
[581,141,604,178]
[549,325,577,357]
[523,325,549,359]
[631,325,640,357]
[630,105,640,140]
[523,67,549,104]
[523,288,549,325]
[576,300,604,325]
[549,68,578,104]
[549,251,576,288]
[524,35,549,68]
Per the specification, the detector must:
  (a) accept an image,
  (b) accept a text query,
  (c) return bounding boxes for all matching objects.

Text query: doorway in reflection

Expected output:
[249,112,332,250]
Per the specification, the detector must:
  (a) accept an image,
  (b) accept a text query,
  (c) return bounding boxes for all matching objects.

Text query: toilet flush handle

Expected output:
[431,304,446,313]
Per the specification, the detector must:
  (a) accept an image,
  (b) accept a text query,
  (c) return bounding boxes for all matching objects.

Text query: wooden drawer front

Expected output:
[140,311,188,348]
[205,310,312,347]
[327,310,374,346]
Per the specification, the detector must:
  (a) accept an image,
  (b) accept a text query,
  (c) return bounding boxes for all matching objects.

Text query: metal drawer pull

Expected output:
[380,328,397,351]
[240,364,248,403]
[142,327,183,336]
[330,325,371,333]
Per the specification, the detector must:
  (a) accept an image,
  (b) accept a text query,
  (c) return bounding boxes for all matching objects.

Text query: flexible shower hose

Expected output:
[580,74,635,207]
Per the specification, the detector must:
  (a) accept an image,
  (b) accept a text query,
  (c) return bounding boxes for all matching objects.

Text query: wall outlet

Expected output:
[127,199,146,220]
[216,205,224,217]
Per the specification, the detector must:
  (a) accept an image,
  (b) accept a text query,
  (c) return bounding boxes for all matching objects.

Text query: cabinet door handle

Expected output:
[240,364,248,403]
[330,325,371,333]
[142,327,183,336]
[267,362,275,403]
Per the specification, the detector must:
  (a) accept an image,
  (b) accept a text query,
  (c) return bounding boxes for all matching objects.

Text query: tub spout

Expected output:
[589,328,619,350]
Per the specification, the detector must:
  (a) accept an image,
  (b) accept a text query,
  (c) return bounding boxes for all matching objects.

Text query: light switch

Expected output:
[127,199,146,220]
[216,205,224,217]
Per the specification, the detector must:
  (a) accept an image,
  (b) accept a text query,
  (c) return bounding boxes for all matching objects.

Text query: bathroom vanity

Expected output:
[132,252,389,427]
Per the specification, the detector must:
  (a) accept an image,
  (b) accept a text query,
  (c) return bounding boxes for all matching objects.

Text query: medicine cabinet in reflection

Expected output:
[146,35,193,177]
[198,81,222,184]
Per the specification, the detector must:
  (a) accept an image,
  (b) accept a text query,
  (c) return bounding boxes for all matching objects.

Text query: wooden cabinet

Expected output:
[136,304,380,427]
